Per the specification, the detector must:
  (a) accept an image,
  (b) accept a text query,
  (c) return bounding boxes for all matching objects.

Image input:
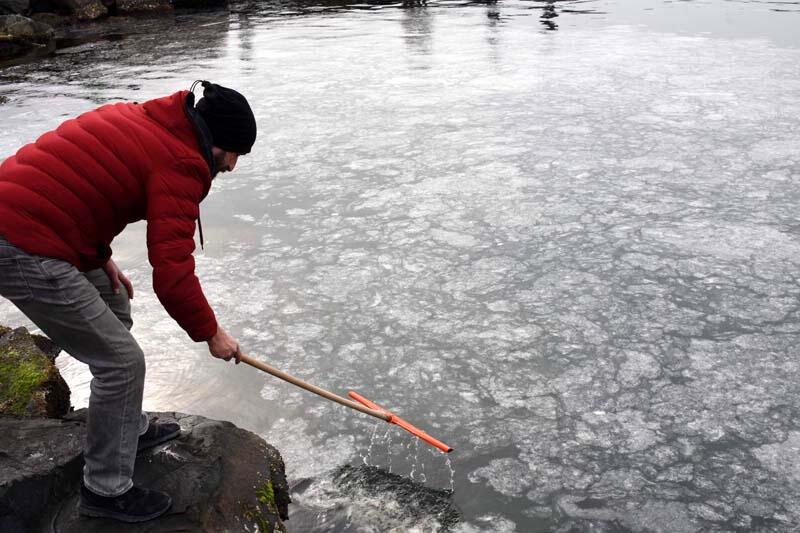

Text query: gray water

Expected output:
[2,0,800,530]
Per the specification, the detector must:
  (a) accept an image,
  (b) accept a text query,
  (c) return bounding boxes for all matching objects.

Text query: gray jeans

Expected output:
[0,235,148,496]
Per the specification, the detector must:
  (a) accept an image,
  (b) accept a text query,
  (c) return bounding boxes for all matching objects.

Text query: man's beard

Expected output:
[213,151,228,174]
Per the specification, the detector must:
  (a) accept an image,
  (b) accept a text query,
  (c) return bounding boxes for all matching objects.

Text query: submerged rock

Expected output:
[0,410,291,532]
[333,464,460,531]
[0,326,70,418]
[0,14,54,61]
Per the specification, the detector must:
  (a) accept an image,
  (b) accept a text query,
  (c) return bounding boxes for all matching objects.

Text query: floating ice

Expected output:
[468,458,532,498]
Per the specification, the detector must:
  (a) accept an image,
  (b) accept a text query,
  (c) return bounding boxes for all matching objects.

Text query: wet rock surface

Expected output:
[0,414,85,533]
[0,410,290,532]
[333,465,459,529]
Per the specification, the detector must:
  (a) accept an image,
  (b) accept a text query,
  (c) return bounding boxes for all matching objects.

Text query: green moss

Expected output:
[243,480,282,533]
[0,334,53,416]
[256,480,275,509]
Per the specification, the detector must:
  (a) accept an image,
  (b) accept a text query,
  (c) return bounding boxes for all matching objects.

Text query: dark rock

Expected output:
[115,0,170,14]
[0,410,290,532]
[60,0,105,19]
[0,415,86,532]
[29,0,104,19]
[0,326,70,418]
[0,0,29,15]
[0,14,55,61]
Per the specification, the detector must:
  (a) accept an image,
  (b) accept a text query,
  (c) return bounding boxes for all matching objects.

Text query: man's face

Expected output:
[212,147,239,174]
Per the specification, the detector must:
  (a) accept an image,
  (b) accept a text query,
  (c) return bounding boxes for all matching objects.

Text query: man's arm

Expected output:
[146,161,240,362]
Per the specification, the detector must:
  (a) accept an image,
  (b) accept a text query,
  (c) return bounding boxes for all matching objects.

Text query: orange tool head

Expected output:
[348,391,453,453]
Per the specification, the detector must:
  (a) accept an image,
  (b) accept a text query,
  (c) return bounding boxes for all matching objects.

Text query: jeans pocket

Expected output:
[0,257,33,302]
[29,257,83,306]
[38,257,78,280]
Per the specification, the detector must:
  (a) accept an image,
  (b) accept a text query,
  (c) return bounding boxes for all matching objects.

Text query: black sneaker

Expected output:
[137,419,181,453]
[79,483,172,522]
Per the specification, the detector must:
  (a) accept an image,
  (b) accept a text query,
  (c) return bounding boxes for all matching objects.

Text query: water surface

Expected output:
[2,0,800,530]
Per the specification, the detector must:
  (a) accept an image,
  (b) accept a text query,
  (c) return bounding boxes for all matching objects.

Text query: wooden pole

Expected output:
[239,354,392,422]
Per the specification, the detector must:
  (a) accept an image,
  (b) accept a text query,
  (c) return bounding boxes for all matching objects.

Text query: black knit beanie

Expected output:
[194,81,257,154]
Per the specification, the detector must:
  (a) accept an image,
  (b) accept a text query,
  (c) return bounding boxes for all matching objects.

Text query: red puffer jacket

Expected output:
[0,91,218,342]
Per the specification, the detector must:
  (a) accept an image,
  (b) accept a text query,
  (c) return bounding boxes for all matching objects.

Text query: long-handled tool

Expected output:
[240,354,453,453]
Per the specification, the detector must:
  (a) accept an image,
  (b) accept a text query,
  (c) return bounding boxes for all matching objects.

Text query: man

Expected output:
[0,80,255,522]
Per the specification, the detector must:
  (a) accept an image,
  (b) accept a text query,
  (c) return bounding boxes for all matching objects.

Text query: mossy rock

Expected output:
[243,478,289,533]
[0,326,70,417]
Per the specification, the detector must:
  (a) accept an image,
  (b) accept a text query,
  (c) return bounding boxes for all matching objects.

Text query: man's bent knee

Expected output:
[90,344,145,389]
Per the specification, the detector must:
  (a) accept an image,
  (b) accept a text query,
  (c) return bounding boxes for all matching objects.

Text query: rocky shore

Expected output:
[0,0,226,63]
[0,325,291,532]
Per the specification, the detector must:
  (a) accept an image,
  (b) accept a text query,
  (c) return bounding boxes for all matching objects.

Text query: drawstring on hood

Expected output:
[187,80,216,252]
[197,215,205,251]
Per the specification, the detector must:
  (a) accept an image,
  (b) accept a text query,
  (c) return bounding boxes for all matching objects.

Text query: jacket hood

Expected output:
[142,91,214,196]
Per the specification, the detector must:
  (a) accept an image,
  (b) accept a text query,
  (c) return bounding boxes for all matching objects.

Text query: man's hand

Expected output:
[103,258,134,299]
[207,326,242,364]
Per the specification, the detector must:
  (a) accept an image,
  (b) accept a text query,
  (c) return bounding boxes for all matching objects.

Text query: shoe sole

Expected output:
[137,427,181,453]
[78,499,172,523]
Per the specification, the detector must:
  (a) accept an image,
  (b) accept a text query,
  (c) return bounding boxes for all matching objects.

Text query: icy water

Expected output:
[2,0,800,530]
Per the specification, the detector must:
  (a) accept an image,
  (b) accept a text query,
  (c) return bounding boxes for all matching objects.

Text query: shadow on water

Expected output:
[401,2,434,60]
[233,0,523,16]
[522,0,605,31]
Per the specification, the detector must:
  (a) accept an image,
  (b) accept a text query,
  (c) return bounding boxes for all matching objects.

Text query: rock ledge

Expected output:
[1,410,290,532]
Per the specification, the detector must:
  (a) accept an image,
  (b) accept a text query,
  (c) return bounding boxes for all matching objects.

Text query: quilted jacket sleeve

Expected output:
[146,160,218,342]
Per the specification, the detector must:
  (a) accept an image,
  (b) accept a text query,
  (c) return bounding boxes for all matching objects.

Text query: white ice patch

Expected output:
[754,432,800,483]
[455,514,518,532]
[749,138,800,163]
[642,222,800,263]
[618,350,660,386]
[430,229,479,248]
[468,458,533,497]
